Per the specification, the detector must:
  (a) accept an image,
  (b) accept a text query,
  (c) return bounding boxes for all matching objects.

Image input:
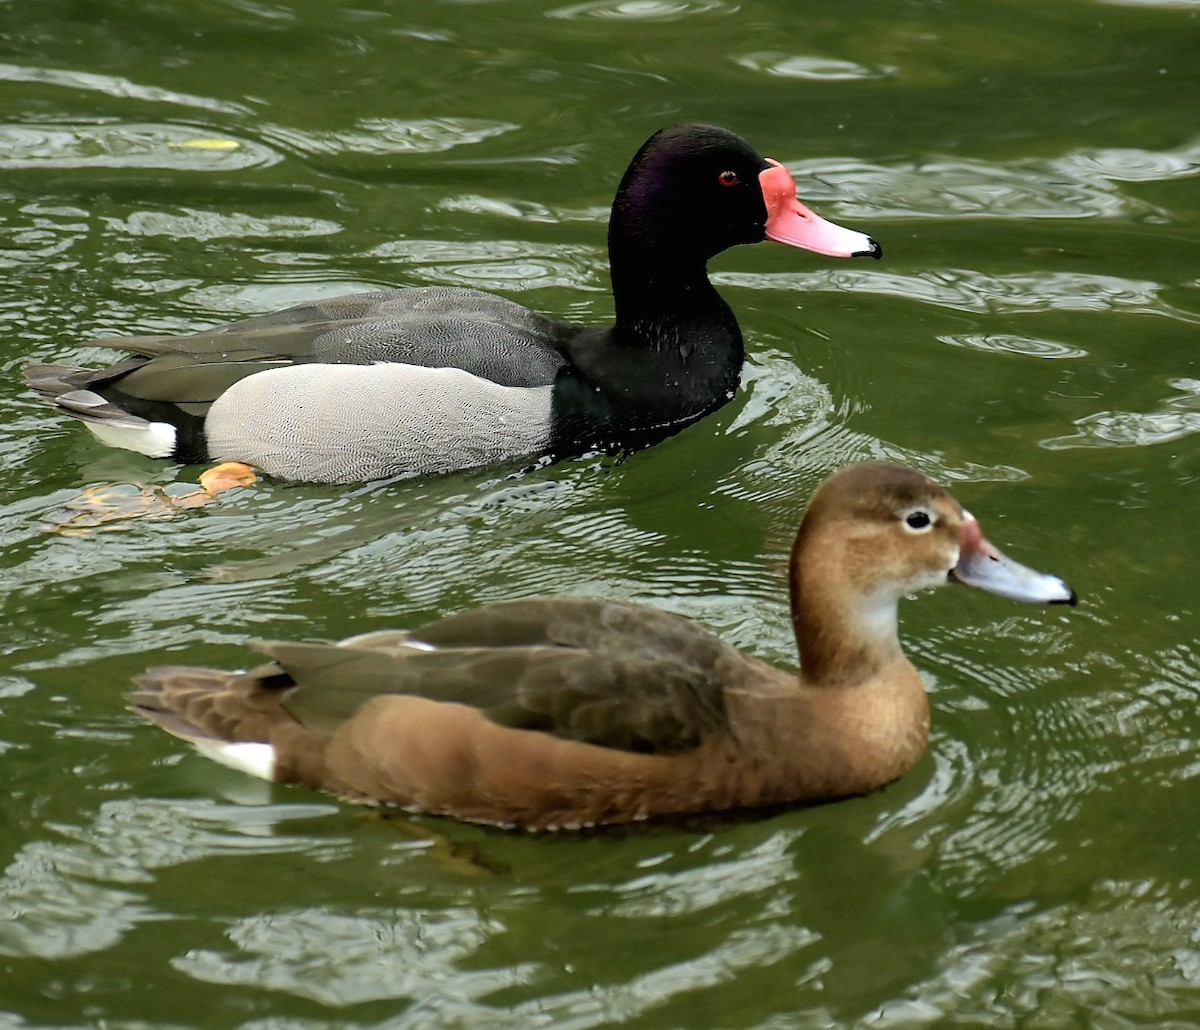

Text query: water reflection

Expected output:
[0,123,276,172]
[1093,0,1200,8]
[260,117,516,158]
[869,887,1200,1026]
[0,799,341,960]
[548,0,731,22]
[575,831,801,917]
[367,238,599,292]
[779,143,1199,221]
[1043,378,1200,449]
[496,922,818,1028]
[437,194,606,225]
[937,333,1087,360]
[174,905,529,1007]
[2,0,1197,1022]
[110,208,341,242]
[1054,138,1200,183]
[720,268,1198,320]
[0,61,251,114]
[735,52,893,81]
[1114,649,1200,783]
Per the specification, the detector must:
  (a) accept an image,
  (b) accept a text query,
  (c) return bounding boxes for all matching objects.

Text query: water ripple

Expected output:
[1043,378,1200,449]
[575,832,801,917]
[883,613,1106,900]
[182,279,390,319]
[718,268,1199,321]
[437,194,607,226]
[711,350,843,513]
[0,62,252,115]
[779,143,1199,221]
[937,333,1087,360]
[1054,138,1200,183]
[0,799,341,960]
[108,208,341,242]
[868,885,1200,1027]
[368,237,601,292]
[1093,0,1200,8]
[505,922,818,1029]
[174,906,530,1008]
[259,117,516,158]
[736,51,893,81]
[1110,642,1200,784]
[548,0,731,21]
[0,122,276,172]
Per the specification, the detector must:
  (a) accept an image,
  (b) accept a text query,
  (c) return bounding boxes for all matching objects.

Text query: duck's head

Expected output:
[610,123,882,263]
[796,462,1077,608]
[789,463,1075,681]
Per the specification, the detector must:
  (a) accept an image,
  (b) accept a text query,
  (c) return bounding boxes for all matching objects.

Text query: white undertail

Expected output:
[85,420,177,458]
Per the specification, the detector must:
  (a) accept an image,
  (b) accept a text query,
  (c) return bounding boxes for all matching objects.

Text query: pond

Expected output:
[1,0,1198,1025]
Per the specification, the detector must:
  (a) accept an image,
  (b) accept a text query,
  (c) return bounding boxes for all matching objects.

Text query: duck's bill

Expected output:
[950,514,1077,606]
[759,160,882,259]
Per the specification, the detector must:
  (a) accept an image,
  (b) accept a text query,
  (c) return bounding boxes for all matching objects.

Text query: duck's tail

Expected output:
[130,665,288,781]
[24,362,178,457]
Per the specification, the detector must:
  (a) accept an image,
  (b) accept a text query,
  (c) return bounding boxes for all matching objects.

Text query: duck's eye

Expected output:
[904,510,933,532]
[717,170,739,187]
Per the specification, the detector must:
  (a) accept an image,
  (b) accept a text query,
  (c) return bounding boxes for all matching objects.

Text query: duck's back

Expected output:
[104,286,571,388]
[41,287,576,482]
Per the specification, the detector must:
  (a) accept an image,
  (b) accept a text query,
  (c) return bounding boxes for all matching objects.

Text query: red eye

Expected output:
[718,170,739,187]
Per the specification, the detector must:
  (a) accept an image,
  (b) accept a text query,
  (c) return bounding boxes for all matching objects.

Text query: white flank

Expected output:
[205,363,555,483]
[190,739,277,781]
[85,420,177,458]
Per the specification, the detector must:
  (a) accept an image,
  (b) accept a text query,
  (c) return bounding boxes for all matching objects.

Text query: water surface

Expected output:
[2,0,1199,1025]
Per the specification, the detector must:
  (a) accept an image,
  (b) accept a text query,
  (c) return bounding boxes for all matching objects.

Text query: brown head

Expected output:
[789,462,1075,685]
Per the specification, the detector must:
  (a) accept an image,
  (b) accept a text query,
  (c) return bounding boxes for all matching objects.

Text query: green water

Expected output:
[2,0,1198,1025]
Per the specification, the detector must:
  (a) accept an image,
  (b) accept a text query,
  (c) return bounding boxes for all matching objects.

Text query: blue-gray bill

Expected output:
[950,513,1077,606]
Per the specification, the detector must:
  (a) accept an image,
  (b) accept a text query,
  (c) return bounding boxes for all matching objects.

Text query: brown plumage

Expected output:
[129,462,1076,830]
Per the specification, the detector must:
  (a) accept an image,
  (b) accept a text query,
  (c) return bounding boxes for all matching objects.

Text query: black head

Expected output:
[609,124,775,262]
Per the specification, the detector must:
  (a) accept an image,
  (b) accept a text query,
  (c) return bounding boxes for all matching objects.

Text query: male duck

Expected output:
[26,124,880,485]
[130,463,1076,830]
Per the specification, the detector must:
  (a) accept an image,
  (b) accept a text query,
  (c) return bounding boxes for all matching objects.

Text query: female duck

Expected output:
[26,124,879,485]
[130,463,1076,829]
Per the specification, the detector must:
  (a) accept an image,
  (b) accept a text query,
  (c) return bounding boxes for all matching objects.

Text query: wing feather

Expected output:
[252,599,739,754]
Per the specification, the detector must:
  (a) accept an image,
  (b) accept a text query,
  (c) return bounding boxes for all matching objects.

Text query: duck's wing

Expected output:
[80,287,570,389]
[258,599,739,755]
[26,352,293,414]
[405,597,711,653]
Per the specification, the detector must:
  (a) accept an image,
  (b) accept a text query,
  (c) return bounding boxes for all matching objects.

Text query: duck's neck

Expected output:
[607,221,741,353]
[788,536,907,688]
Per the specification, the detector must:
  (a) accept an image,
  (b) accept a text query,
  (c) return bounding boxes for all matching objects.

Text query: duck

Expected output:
[25,124,880,486]
[129,462,1076,830]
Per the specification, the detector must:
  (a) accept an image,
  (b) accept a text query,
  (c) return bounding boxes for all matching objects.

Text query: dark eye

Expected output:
[717,170,739,187]
[905,510,933,532]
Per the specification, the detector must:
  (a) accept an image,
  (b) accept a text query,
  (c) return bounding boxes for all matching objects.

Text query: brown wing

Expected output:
[262,599,739,755]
